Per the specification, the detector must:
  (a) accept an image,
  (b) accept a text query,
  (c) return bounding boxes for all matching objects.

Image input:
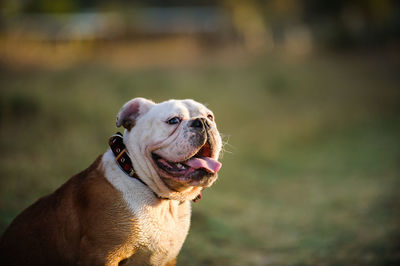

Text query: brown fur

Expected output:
[0,155,168,266]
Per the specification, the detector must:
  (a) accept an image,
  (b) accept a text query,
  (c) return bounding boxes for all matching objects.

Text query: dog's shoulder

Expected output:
[0,155,141,265]
[72,154,143,264]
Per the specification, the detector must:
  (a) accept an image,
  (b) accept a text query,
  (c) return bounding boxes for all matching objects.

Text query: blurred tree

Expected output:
[24,0,79,13]
[1,0,398,49]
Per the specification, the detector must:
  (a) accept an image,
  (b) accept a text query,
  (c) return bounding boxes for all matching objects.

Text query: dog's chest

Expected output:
[132,200,191,264]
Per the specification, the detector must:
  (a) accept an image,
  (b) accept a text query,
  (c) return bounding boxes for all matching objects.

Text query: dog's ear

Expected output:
[116,98,156,130]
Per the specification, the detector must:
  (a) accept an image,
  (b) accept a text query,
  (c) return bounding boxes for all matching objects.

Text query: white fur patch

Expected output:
[102,150,191,265]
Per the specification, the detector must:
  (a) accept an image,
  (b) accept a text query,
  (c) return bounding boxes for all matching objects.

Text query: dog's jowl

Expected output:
[0,98,222,266]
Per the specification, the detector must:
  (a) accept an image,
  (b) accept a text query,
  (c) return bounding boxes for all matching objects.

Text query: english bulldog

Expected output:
[0,98,222,266]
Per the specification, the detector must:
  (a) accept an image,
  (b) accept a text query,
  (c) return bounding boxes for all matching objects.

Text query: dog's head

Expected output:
[116,98,222,201]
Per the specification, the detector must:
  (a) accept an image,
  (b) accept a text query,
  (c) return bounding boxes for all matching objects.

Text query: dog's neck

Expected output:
[109,132,171,201]
[109,133,150,186]
[108,133,202,203]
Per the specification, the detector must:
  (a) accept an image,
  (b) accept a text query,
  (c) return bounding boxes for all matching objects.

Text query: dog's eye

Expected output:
[207,114,214,121]
[167,117,181,125]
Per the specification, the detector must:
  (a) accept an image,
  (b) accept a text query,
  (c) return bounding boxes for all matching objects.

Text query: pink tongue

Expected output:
[185,157,222,174]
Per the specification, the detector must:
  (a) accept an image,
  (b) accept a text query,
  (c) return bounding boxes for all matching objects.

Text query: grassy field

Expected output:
[1,52,399,265]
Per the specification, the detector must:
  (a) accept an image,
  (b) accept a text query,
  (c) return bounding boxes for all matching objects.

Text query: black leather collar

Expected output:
[109,132,143,182]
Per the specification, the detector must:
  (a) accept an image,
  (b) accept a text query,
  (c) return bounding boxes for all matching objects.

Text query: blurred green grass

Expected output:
[1,53,399,265]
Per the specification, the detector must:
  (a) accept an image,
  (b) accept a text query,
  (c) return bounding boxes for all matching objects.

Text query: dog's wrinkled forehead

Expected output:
[151,99,212,120]
[116,98,215,133]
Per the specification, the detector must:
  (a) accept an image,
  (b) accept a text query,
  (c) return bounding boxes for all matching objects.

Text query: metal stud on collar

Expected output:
[193,192,202,203]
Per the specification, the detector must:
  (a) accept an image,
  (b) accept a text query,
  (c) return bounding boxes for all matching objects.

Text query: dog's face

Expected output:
[116,98,222,201]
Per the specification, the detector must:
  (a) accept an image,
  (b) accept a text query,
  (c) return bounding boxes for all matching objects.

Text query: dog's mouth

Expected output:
[151,142,221,184]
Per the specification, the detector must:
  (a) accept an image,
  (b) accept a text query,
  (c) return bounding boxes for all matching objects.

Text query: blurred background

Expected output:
[1,0,400,265]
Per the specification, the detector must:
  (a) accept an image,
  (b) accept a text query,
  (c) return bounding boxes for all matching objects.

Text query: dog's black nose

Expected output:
[190,118,210,130]
[190,118,204,128]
